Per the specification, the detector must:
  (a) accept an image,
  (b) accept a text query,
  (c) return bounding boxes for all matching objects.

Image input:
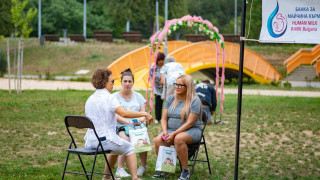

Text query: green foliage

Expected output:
[270,80,280,87]
[283,81,292,88]
[11,0,37,38]
[0,0,13,36]
[0,51,7,77]
[0,90,320,178]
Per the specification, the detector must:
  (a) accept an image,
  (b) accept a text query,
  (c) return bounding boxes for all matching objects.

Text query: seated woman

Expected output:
[113,68,148,177]
[152,75,202,180]
[84,68,153,180]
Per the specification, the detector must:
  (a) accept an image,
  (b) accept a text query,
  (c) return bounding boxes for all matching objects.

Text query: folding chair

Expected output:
[62,115,115,180]
[178,111,212,177]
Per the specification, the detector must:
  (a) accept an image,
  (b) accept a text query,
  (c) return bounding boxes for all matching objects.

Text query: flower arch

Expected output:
[146,15,226,116]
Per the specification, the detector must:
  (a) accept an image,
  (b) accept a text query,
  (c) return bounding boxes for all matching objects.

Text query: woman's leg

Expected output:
[126,153,139,180]
[174,132,193,170]
[155,94,163,121]
[103,154,118,178]
[117,131,130,169]
[139,151,147,167]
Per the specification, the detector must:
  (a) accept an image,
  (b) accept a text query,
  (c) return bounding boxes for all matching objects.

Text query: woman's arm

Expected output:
[161,109,168,135]
[160,73,165,86]
[137,104,146,123]
[116,114,133,124]
[166,113,198,142]
[115,106,153,124]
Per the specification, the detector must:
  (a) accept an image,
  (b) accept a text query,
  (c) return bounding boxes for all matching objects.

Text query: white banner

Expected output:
[259,0,320,44]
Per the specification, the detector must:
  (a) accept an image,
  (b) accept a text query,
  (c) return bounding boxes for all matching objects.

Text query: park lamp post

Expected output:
[234,0,247,179]
[164,0,168,56]
[83,0,86,38]
[38,0,41,39]
[156,0,159,32]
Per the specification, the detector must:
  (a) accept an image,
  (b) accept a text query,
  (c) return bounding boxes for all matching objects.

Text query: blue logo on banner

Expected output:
[267,0,287,38]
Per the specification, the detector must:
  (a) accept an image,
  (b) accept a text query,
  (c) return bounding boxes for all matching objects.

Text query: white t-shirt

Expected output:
[84,88,123,148]
[113,91,146,126]
[160,62,185,87]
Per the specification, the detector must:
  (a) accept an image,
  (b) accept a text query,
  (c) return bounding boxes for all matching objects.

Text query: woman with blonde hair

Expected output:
[152,75,202,180]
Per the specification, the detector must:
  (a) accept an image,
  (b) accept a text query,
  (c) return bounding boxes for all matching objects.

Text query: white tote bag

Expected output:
[155,146,177,173]
[129,124,152,153]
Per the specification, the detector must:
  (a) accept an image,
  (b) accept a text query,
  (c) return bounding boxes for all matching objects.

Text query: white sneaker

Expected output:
[137,166,146,176]
[154,120,159,124]
[116,168,131,178]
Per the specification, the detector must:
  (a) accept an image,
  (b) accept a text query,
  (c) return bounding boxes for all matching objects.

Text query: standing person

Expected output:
[150,52,165,124]
[195,80,217,124]
[84,68,153,180]
[114,68,149,177]
[152,75,202,180]
[160,56,185,100]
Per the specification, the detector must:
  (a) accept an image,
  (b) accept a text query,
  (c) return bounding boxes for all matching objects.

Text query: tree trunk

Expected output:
[20,39,24,93]
[7,38,11,94]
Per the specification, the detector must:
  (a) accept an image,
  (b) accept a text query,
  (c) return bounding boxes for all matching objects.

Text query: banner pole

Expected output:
[234,0,247,179]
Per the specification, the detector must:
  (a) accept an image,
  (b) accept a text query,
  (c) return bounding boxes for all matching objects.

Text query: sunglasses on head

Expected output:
[174,83,186,88]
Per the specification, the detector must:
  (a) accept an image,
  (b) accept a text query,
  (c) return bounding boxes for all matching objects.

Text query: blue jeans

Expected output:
[203,107,212,122]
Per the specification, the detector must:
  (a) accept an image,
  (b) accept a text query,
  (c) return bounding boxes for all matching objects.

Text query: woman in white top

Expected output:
[114,68,148,177]
[84,68,153,180]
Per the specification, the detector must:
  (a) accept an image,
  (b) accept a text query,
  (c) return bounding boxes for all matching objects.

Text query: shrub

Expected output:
[0,51,7,77]
[231,78,238,85]
[270,80,280,87]
[243,77,249,83]
[283,81,292,88]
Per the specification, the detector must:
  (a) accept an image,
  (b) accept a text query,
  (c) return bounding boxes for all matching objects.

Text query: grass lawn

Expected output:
[0,90,319,179]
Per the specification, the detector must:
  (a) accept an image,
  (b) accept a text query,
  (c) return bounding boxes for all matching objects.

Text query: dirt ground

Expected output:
[1,78,320,97]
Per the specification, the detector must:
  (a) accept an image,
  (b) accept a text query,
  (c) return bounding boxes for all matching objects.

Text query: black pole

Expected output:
[234,0,247,179]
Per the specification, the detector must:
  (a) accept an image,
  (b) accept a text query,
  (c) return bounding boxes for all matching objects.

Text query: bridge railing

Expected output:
[284,44,320,75]
[169,41,282,82]
[108,41,191,79]
[316,60,320,76]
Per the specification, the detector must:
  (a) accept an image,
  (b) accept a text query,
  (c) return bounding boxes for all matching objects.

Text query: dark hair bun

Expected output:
[121,68,132,74]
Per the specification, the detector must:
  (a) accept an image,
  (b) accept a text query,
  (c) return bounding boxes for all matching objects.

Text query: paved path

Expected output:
[1,78,320,97]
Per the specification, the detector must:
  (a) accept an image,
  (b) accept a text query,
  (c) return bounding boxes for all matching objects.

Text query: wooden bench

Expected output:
[43,34,60,42]
[122,31,142,42]
[222,34,240,42]
[185,34,206,42]
[93,30,113,42]
[69,34,86,42]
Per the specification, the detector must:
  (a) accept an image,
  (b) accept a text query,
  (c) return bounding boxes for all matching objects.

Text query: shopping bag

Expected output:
[155,146,177,173]
[129,124,152,153]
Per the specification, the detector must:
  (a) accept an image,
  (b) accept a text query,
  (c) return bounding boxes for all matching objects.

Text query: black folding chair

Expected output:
[178,111,212,176]
[62,115,115,180]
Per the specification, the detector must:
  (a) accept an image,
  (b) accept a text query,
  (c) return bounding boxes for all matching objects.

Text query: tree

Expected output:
[0,50,7,77]
[11,0,37,93]
[0,0,13,36]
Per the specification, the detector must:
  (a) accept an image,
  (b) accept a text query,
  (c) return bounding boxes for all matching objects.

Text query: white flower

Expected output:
[168,30,171,34]
[173,26,176,31]
[178,20,182,25]
[210,35,214,39]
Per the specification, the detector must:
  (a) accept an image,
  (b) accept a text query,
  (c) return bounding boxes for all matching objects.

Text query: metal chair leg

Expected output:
[103,153,115,180]
[62,152,70,180]
[77,154,90,180]
[203,137,212,174]
[190,145,201,176]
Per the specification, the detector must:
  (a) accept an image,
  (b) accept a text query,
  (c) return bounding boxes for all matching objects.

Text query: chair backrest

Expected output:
[64,115,100,149]
[65,115,94,129]
[201,110,208,130]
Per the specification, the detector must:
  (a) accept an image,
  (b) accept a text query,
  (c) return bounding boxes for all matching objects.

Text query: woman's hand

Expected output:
[138,117,146,123]
[165,133,176,143]
[145,113,153,124]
